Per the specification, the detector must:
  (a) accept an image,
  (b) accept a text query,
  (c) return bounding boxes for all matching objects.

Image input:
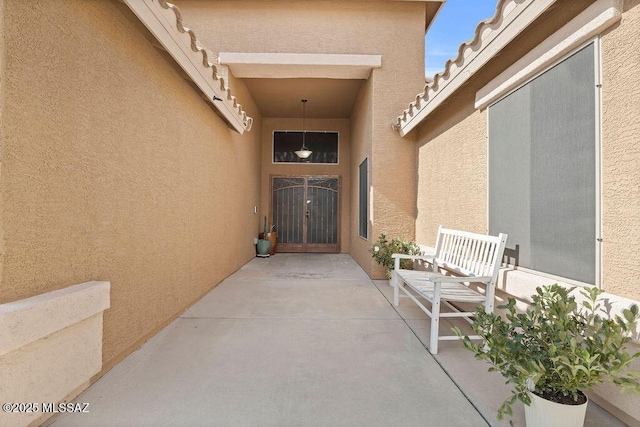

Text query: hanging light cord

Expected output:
[302,99,307,149]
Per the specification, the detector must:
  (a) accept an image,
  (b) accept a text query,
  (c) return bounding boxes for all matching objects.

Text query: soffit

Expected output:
[243,78,363,118]
[220,53,382,80]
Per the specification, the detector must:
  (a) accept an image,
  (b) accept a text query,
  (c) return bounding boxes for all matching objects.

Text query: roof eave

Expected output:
[123,0,253,134]
[394,0,560,137]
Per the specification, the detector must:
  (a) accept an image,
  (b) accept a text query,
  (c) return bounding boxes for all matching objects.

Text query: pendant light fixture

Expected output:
[295,99,312,160]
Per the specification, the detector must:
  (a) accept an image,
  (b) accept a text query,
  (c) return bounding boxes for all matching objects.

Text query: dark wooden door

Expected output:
[272,176,339,253]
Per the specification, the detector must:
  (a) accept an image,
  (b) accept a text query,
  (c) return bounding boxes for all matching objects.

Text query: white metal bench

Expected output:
[392,226,508,354]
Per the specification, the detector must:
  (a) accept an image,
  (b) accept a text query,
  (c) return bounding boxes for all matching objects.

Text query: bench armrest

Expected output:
[391,254,434,261]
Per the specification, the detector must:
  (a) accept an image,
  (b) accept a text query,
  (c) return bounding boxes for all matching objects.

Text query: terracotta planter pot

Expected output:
[525,392,588,427]
[266,232,277,255]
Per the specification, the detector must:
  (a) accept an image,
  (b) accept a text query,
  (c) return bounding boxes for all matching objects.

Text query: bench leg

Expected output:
[393,258,400,306]
[391,271,400,307]
[429,283,442,354]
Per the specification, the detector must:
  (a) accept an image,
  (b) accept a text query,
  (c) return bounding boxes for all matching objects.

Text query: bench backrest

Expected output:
[433,226,508,284]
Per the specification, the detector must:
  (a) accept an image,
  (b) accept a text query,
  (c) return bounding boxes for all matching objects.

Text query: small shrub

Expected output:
[454,284,640,420]
[370,233,420,278]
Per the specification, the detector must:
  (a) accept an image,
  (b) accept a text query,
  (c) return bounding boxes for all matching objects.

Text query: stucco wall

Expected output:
[349,79,374,276]
[600,0,640,300]
[177,0,426,278]
[0,0,261,367]
[415,98,488,246]
[260,118,350,253]
[176,0,420,57]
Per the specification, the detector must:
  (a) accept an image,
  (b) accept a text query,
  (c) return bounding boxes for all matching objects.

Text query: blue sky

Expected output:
[425,0,498,78]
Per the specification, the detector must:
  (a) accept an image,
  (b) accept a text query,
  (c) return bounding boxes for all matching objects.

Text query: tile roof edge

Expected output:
[392,0,522,135]
[156,0,254,132]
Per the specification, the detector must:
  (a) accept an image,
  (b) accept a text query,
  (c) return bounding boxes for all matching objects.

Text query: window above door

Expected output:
[273,131,339,164]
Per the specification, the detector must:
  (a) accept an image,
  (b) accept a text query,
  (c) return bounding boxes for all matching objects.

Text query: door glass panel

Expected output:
[272,178,305,244]
[306,178,339,244]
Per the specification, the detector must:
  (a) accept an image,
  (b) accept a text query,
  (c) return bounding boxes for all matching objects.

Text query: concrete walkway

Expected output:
[51,254,624,427]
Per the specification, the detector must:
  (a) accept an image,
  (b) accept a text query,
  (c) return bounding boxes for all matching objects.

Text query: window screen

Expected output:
[488,43,596,285]
[358,158,368,238]
[273,131,338,163]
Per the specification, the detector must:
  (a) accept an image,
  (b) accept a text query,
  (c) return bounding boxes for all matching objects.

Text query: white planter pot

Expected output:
[525,392,588,427]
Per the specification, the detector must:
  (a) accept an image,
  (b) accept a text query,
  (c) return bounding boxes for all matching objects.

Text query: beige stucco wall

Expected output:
[260,118,350,252]
[176,1,421,57]
[415,98,488,246]
[600,0,640,300]
[177,0,427,278]
[0,0,261,368]
[0,281,109,427]
[349,79,374,276]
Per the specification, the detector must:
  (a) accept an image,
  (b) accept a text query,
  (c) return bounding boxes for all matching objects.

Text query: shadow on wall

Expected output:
[503,244,519,268]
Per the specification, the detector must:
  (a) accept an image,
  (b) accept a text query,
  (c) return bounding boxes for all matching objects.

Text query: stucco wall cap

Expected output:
[0,281,110,356]
[393,0,557,136]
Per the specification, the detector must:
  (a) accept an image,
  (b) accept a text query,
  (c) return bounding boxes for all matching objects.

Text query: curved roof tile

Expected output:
[158,0,253,131]
[393,0,527,134]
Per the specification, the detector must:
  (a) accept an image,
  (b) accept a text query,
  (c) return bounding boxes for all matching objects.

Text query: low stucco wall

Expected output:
[0,0,261,369]
[0,281,110,427]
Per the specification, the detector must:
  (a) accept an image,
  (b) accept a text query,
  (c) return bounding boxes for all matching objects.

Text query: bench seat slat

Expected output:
[396,269,488,303]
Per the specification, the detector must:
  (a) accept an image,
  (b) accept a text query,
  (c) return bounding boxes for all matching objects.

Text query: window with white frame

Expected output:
[358,158,368,239]
[488,42,598,285]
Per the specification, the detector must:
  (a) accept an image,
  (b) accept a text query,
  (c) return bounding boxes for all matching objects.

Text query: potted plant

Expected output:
[259,224,277,256]
[256,216,271,257]
[370,233,420,280]
[454,284,640,427]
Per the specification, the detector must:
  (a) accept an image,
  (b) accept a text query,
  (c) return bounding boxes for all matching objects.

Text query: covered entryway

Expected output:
[272,176,340,253]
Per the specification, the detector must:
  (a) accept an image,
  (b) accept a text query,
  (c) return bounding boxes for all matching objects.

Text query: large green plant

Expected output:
[454,284,640,420]
[370,233,420,277]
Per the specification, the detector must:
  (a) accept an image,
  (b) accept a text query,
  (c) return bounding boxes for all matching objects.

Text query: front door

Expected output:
[271,176,340,253]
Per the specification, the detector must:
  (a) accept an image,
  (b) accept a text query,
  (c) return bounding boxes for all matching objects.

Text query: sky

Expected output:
[425,0,499,78]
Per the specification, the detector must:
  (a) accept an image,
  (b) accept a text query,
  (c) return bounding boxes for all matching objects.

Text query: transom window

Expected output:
[273,131,339,164]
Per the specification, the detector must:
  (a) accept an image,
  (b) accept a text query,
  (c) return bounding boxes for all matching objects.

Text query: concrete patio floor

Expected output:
[50,254,624,427]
